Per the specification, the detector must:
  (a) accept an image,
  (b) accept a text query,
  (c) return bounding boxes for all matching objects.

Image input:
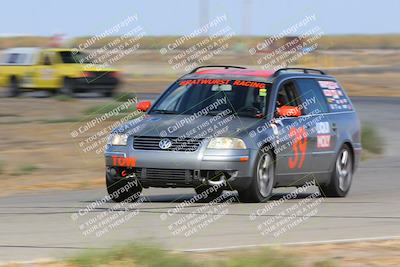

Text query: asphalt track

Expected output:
[0,96,399,263]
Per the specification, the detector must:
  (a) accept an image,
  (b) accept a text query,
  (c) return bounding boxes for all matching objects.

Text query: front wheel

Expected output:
[318,144,353,197]
[238,149,275,203]
[102,90,114,97]
[106,174,142,202]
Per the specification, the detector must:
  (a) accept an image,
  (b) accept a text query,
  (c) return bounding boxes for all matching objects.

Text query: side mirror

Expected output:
[136,101,151,112]
[277,105,301,117]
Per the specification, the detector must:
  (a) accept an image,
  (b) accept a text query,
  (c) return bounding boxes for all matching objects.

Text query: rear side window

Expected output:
[295,79,328,114]
[317,80,353,112]
[7,53,20,64]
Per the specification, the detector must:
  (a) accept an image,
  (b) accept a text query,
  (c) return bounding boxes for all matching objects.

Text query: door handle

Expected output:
[331,123,337,132]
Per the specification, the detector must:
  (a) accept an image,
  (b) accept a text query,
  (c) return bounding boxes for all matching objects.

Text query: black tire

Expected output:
[238,149,275,203]
[8,76,20,97]
[102,90,114,97]
[106,173,142,202]
[49,89,59,97]
[194,185,224,201]
[318,144,353,197]
[60,78,74,96]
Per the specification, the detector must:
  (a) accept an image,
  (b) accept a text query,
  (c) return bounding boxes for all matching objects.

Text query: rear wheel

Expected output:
[49,89,58,97]
[8,77,20,97]
[238,149,275,203]
[318,144,353,197]
[106,174,142,202]
[60,78,74,96]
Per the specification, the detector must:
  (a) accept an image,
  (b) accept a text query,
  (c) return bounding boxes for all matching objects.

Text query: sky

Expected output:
[0,0,399,36]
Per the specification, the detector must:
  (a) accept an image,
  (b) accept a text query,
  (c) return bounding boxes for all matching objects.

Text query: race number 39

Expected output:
[288,127,308,169]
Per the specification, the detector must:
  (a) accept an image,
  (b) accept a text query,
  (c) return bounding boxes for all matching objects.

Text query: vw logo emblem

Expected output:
[159,138,172,150]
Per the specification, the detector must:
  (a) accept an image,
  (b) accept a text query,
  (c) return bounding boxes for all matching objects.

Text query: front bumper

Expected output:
[105,147,257,189]
[72,76,119,91]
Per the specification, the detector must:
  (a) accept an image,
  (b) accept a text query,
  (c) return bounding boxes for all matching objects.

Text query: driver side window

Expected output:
[276,81,301,112]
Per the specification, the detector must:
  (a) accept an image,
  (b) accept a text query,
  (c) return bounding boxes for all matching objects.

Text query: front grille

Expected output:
[135,168,188,180]
[133,136,203,152]
[134,168,192,185]
[87,72,117,84]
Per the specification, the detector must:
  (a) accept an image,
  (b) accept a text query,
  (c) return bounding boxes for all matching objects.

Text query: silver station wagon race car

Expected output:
[105,65,362,203]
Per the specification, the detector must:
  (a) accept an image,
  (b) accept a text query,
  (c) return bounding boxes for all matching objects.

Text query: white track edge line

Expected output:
[180,235,400,252]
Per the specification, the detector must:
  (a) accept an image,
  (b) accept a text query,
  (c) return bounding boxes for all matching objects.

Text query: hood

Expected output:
[114,114,259,139]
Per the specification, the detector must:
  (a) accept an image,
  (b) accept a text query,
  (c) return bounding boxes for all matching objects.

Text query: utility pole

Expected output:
[199,0,210,34]
[242,0,252,35]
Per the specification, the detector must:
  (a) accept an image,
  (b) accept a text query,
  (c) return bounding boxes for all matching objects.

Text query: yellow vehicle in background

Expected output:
[0,47,120,97]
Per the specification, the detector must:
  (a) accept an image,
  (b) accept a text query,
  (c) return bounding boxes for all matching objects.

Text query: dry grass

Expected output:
[5,240,400,267]
[0,98,112,196]
[336,72,400,97]
[3,35,400,50]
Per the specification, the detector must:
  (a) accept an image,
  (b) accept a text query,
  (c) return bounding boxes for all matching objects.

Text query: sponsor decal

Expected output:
[318,80,339,89]
[317,134,331,148]
[316,122,330,134]
[259,88,267,96]
[320,81,352,111]
[233,80,266,89]
[111,156,137,167]
[179,79,230,86]
[288,127,308,169]
[179,79,266,89]
[41,68,54,80]
[323,89,331,96]
[211,84,232,91]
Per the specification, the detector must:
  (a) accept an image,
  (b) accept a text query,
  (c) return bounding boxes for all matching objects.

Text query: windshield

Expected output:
[58,51,92,64]
[150,79,270,118]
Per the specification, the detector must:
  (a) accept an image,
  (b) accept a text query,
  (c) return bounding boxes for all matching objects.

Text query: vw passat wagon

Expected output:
[105,66,361,202]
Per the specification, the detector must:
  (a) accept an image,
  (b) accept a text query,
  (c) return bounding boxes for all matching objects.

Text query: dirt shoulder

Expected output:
[0,98,110,197]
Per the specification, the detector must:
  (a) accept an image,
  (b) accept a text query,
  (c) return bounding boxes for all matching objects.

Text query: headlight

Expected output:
[108,134,128,146]
[207,137,247,149]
